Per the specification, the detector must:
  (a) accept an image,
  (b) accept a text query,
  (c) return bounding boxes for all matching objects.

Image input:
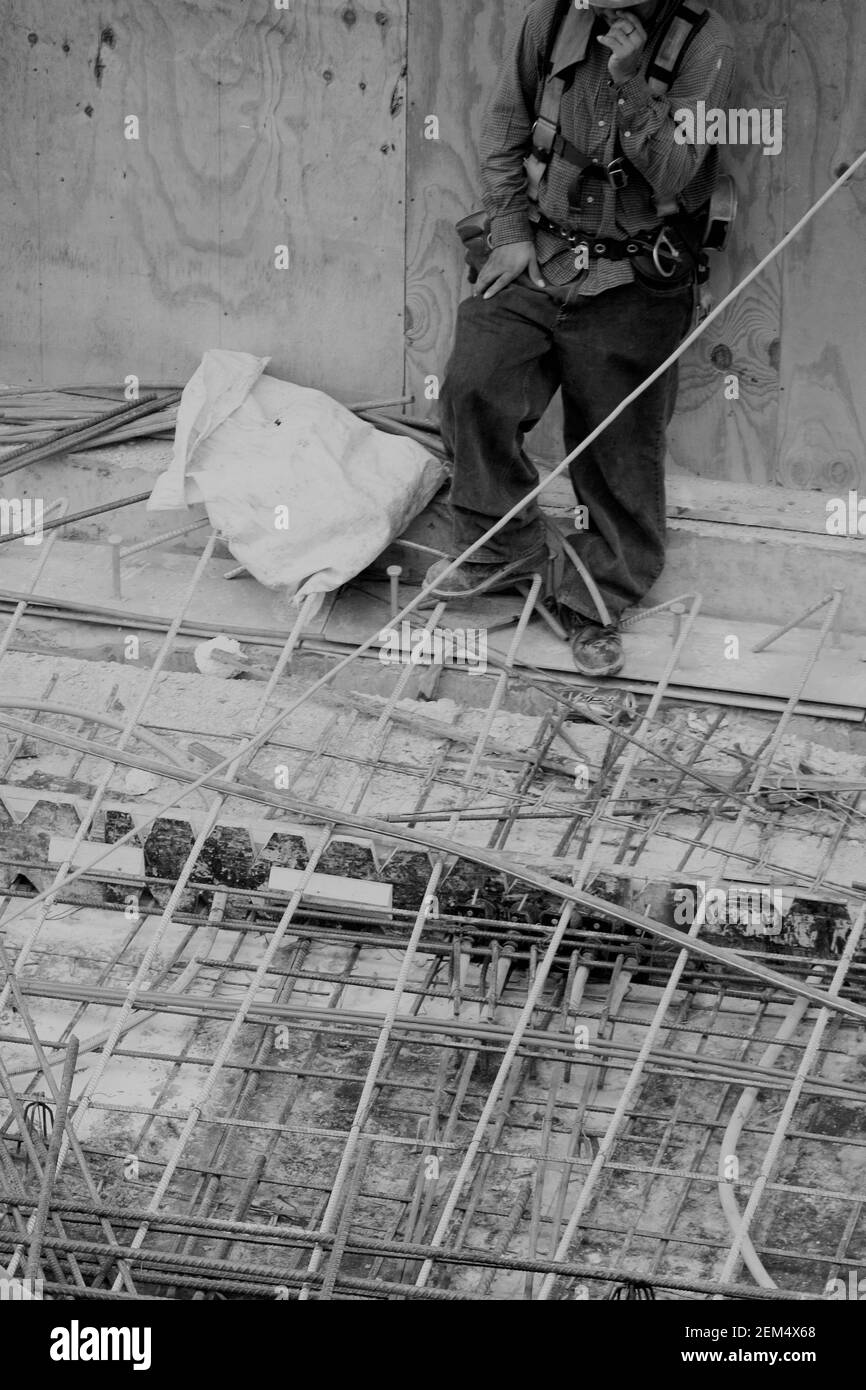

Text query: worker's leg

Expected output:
[552,279,693,622]
[439,281,561,564]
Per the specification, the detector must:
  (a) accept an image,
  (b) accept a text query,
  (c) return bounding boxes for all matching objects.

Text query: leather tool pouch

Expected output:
[456,211,493,284]
[630,219,700,294]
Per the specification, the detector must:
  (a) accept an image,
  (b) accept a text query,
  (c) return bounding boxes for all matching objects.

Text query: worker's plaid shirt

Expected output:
[480,0,735,293]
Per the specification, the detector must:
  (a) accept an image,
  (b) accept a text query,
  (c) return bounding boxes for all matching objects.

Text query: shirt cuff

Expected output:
[613,73,655,121]
[489,210,535,248]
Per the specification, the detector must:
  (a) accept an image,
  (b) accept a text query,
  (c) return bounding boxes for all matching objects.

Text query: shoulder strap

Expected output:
[526,0,588,203]
[525,0,710,205]
[645,2,709,95]
[540,0,572,94]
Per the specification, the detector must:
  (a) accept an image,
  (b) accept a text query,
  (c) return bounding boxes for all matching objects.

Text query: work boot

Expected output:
[564,612,624,678]
[424,544,549,600]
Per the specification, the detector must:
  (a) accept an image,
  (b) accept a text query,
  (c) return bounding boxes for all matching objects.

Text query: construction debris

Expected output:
[1,503,865,1302]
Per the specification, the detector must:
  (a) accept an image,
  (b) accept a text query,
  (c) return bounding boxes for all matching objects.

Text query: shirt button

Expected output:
[624,130,632,138]
[618,97,625,106]
[598,120,605,127]
[586,195,594,203]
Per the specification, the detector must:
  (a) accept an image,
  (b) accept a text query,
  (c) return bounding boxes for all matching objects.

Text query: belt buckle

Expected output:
[531,117,556,163]
[607,158,628,190]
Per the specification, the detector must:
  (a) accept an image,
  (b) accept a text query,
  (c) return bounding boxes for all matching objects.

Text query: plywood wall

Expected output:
[0,1,863,489]
[0,0,408,399]
[776,0,866,492]
[404,0,866,490]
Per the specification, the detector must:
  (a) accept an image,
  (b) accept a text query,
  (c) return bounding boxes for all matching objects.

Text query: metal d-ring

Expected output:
[652,228,681,278]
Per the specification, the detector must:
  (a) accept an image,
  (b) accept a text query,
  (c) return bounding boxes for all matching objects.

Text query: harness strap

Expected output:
[525,72,568,205]
[525,1,588,204]
[645,2,710,94]
[525,0,710,206]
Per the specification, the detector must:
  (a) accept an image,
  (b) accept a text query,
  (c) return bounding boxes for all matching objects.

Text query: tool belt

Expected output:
[456,207,701,290]
[536,206,703,287]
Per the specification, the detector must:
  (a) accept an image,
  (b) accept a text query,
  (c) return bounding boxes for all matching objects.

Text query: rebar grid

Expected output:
[0,516,864,1301]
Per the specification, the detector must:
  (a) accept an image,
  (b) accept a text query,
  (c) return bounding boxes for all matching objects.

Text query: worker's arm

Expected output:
[478,8,549,249]
[609,13,736,202]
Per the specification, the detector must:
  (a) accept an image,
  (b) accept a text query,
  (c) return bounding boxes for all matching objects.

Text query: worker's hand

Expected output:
[474,241,545,299]
[597,9,648,85]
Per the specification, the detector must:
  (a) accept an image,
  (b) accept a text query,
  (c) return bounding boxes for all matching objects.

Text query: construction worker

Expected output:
[425,0,735,677]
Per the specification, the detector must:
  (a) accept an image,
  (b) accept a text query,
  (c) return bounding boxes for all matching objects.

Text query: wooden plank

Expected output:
[538,467,853,535]
[665,0,788,485]
[215,0,408,399]
[268,866,393,913]
[776,1,866,492]
[0,538,334,636]
[47,835,146,877]
[0,1,407,399]
[323,584,866,710]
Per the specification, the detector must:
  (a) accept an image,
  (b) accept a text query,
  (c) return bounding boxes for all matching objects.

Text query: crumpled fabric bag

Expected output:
[148,349,446,603]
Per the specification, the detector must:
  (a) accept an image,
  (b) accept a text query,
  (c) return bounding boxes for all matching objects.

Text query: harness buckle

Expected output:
[530,116,557,164]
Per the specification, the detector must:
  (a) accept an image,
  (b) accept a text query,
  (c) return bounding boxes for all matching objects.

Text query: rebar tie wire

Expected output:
[17,1096,54,1155]
[0,704,863,1023]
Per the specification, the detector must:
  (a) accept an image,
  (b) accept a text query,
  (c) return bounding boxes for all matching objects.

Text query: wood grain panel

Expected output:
[3,0,863,493]
[404,0,527,419]
[775,0,866,491]
[667,0,787,485]
[0,0,407,398]
[402,0,568,461]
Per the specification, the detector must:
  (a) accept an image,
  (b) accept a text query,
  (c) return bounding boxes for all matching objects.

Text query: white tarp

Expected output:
[148,349,446,603]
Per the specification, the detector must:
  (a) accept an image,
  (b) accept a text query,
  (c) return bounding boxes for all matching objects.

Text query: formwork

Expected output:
[1,517,865,1303]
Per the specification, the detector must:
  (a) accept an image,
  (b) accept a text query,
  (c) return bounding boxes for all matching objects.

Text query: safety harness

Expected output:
[458,0,735,290]
[524,0,725,282]
[524,0,710,207]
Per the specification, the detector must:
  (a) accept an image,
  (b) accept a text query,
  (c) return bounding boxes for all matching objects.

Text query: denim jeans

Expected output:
[438,276,694,622]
